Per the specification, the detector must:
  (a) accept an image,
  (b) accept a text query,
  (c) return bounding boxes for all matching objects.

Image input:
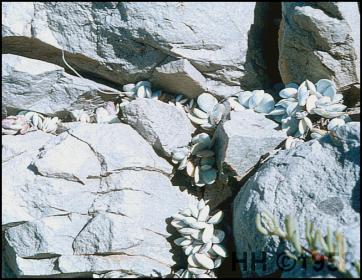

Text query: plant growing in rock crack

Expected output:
[186,93,226,132]
[70,109,91,123]
[171,199,227,278]
[229,89,275,114]
[269,79,351,140]
[256,211,360,278]
[21,111,60,133]
[120,81,162,105]
[95,101,121,124]
[171,132,218,188]
[2,115,30,135]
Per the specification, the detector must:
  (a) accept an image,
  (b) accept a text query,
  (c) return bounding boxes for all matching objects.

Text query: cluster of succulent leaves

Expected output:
[70,101,121,124]
[230,89,275,113]
[268,79,350,139]
[256,211,360,278]
[2,111,60,135]
[186,93,226,131]
[171,199,227,278]
[172,133,217,187]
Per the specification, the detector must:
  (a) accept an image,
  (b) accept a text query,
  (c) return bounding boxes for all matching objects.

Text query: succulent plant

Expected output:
[311,79,346,119]
[187,93,225,131]
[171,199,227,278]
[17,111,60,134]
[171,133,218,187]
[256,211,360,278]
[171,147,191,170]
[95,101,120,124]
[2,115,30,135]
[310,114,352,139]
[269,79,348,138]
[235,90,275,114]
[187,133,218,187]
[120,81,162,106]
[173,94,195,113]
[70,109,91,123]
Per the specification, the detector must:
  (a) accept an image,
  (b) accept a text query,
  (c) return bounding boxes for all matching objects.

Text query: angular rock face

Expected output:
[2,123,198,277]
[233,122,360,277]
[151,59,207,99]
[215,110,287,180]
[2,2,271,98]
[279,2,360,90]
[2,54,120,117]
[122,99,194,157]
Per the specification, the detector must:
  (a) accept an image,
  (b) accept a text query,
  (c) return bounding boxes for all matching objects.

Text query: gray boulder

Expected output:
[122,99,194,157]
[279,2,360,91]
[215,110,287,180]
[2,2,272,98]
[233,122,360,277]
[2,123,198,277]
[2,54,120,117]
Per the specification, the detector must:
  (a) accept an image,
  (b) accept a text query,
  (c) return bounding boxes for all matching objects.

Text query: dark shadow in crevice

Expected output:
[240,2,283,96]
[164,216,187,275]
[2,37,124,90]
[261,2,282,86]
[351,178,360,213]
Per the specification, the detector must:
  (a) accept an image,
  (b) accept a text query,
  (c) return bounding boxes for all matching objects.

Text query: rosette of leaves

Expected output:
[235,90,275,114]
[187,93,225,131]
[311,79,346,119]
[121,81,162,106]
[17,111,60,134]
[269,79,349,138]
[70,109,91,123]
[173,94,195,113]
[256,211,360,278]
[2,115,30,135]
[187,133,217,187]
[171,199,227,278]
[171,147,191,171]
[95,101,121,124]
[310,114,352,139]
[269,81,314,137]
[171,133,217,187]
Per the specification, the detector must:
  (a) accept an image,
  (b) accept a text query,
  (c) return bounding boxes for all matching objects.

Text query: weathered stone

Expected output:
[72,213,144,255]
[65,123,173,174]
[2,2,271,98]
[2,54,120,117]
[151,59,207,98]
[122,99,194,157]
[2,130,54,162]
[215,110,287,180]
[5,214,90,257]
[279,2,360,91]
[34,132,101,183]
[233,122,360,276]
[2,123,197,277]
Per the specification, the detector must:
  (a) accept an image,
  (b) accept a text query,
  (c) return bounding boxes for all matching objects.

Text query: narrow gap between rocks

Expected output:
[260,2,283,88]
[2,37,124,91]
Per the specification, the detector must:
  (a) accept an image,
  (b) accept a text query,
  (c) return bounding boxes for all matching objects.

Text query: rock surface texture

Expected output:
[2,2,361,279]
[2,2,272,98]
[122,98,194,157]
[2,54,120,117]
[215,110,287,180]
[233,122,360,276]
[2,124,197,277]
[279,2,360,90]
